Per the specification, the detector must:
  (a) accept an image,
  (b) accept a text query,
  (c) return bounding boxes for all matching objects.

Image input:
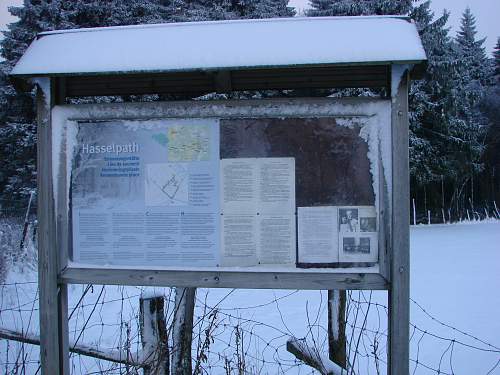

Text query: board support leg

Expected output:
[388,65,411,375]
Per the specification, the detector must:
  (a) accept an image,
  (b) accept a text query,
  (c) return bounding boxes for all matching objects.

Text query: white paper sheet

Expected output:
[220,157,296,266]
[221,158,258,213]
[258,215,296,265]
[297,206,339,263]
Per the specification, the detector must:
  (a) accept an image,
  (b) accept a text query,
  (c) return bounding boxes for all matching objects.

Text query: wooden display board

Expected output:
[35,67,410,375]
[50,98,394,290]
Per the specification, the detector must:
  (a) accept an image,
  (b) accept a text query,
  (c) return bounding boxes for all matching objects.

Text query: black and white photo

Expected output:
[360,216,377,232]
[342,236,371,254]
[338,208,359,232]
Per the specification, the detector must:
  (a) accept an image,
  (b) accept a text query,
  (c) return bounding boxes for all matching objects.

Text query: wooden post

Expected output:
[388,65,410,375]
[140,296,169,375]
[37,78,69,375]
[328,290,346,368]
[171,287,196,375]
[412,198,416,226]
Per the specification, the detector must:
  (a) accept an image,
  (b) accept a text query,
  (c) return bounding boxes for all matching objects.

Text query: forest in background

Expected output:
[0,0,499,223]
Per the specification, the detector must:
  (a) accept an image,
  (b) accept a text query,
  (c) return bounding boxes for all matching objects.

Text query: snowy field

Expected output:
[0,221,499,374]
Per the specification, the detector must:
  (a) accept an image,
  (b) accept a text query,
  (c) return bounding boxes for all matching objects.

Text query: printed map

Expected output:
[168,124,210,162]
[145,163,189,206]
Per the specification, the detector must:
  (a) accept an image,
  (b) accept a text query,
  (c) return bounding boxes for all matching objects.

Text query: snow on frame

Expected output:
[12,16,426,76]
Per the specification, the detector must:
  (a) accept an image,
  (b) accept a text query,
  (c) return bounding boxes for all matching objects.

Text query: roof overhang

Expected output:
[10,16,427,95]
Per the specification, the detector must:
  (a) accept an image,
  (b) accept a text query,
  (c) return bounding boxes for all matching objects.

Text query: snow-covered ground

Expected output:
[0,221,499,374]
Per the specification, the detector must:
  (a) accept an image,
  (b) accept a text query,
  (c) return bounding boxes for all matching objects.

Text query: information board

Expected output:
[69,116,379,268]
[71,119,220,266]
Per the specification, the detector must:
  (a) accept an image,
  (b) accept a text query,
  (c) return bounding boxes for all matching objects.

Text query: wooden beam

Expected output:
[60,267,388,290]
[388,65,410,375]
[0,326,148,367]
[37,78,60,375]
[62,65,390,97]
[37,78,69,375]
[214,70,232,93]
[287,337,344,375]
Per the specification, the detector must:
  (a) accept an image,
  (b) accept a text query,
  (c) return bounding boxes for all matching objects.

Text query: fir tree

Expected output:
[455,7,489,84]
[408,3,493,215]
[493,37,500,80]
[307,0,412,17]
[408,1,461,185]
[453,7,491,179]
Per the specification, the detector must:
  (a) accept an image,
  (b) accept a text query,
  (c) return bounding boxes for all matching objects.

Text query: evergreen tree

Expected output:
[408,1,461,185]
[307,0,412,17]
[455,7,489,84]
[178,0,294,21]
[493,37,500,80]
[408,3,494,214]
[453,8,490,180]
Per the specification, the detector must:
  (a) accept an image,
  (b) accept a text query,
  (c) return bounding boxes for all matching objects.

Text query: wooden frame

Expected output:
[51,97,392,290]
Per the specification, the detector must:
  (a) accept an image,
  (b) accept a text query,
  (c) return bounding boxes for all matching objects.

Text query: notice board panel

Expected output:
[52,98,392,286]
[68,116,380,269]
[70,119,221,267]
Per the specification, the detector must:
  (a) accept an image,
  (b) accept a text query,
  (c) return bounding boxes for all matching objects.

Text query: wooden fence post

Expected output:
[328,290,346,368]
[171,287,196,375]
[140,295,169,375]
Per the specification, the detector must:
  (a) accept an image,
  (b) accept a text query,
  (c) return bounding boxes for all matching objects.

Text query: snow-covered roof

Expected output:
[11,16,426,77]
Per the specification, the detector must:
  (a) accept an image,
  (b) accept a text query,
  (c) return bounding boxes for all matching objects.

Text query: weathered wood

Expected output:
[140,296,169,375]
[378,134,391,281]
[53,97,390,122]
[62,65,389,97]
[388,65,410,375]
[214,70,232,92]
[171,287,196,375]
[37,78,64,375]
[0,326,147,367]
[60,65,391,98]
[328,290,346,368]
[53,97,391,291]
[58,283,70,374]
[61,267,388,290]
[286,337,344,375]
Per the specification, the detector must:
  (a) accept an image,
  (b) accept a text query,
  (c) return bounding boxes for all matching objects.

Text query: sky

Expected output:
[0,0,498,55]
